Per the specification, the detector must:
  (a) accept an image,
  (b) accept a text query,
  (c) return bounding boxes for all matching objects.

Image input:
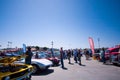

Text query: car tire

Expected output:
[44,66,50,71]
[32,64,39,74]
[113,63,118,65]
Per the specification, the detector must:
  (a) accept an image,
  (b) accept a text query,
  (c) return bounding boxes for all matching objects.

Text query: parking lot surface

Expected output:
[32,56,120,80]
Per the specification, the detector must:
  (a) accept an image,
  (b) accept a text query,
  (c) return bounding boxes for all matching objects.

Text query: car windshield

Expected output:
[105,50,110,53]
[38,52,48,58]
[111,48,119,52]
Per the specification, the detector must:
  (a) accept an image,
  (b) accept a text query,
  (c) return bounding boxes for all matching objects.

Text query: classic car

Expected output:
[0,56,33,80]
[4,52,53,74]
[18,57,53,74]
[0,52,20,57]
[34,51,60,66]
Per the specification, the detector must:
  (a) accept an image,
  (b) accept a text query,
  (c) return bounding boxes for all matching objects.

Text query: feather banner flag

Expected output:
[23,44,26,53]
[88,37,95,54]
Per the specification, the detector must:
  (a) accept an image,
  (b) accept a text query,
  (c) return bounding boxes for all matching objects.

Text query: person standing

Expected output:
[63,50,67,59]
[84,49,89,60]
[101,47,106,64]
[78,49,82,65]
[35,51,39,59]
[89,49,92,57]
[60,47,64,68]
[25,47,33,65]
[25,47,33,79]
[73,49,78,63]
[67,49,71,64]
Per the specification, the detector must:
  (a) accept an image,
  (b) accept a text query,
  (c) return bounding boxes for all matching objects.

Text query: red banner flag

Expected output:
[89,37,95,54]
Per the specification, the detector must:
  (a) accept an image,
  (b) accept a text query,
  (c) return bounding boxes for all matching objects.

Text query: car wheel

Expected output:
[45,66,49,70]
[113,63,118,65]
[32,64,39,74]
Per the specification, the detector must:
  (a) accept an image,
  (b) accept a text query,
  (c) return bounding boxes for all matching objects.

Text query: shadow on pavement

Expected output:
[62,67,68,70]
[97,60,120,67]
[103,63,120,67]
[79,64,86,66]
[69,63,74,65]
[52,64,60,67]
[32,69,54,76]
[114,65,120,67]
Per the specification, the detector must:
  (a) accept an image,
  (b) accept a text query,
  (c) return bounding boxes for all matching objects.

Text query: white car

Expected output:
[31,58,53,74]
[17,58,53,74]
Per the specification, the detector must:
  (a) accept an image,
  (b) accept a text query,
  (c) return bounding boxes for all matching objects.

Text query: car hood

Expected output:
[32,58,53,65]
[0,56,21,63]
[17,58,53,66]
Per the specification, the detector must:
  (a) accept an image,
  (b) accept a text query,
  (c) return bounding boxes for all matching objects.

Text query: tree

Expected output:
[35,46,40,51]
[43,47,48,51]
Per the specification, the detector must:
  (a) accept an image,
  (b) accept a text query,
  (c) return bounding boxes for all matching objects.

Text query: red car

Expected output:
[105,47,120,65]
[47,57,60,66]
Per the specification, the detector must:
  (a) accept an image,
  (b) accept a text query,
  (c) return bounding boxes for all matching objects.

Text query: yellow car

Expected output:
[0,56,33,80]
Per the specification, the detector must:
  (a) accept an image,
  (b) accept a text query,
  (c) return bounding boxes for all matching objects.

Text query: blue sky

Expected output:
[0,0,120,49]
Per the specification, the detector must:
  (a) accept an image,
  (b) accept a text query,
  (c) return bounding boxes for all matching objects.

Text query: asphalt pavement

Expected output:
[31,56,120,80]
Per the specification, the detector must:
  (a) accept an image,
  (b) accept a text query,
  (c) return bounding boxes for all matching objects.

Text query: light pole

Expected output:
[0,45,1,50]
[51,41,53,48]
[98,38,100,48]
[51,41,54,57]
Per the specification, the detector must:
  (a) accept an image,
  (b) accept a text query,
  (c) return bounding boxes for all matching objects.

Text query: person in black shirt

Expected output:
[60,47,64,68]
[25,47,33,65]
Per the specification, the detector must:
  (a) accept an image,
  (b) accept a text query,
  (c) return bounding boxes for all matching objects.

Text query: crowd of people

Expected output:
[59,47,93,69]
[59,47,112,69]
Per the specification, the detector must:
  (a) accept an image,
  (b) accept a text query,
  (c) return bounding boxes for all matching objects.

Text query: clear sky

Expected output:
[0,0,120,49]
